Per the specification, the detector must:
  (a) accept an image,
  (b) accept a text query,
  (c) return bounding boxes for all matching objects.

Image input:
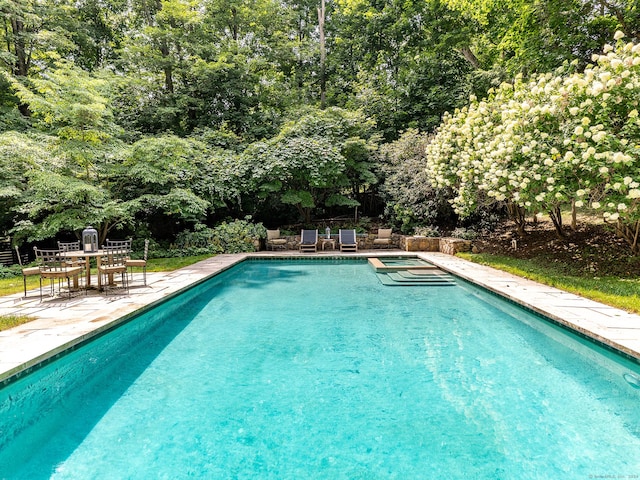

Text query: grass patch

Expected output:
[458,252,640,314]
[145,255,213,271]
[0,314,36,331]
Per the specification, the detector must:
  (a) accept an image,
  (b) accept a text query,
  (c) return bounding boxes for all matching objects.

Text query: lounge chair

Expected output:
[266,229,287,250]
[299,229,318,253]
[339,229,358,252]
[373,228,393,248]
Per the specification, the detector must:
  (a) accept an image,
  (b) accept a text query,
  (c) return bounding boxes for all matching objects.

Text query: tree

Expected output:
[377,129,454,233]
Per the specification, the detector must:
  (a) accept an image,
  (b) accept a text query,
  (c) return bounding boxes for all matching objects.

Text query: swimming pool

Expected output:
[1,259,639,478]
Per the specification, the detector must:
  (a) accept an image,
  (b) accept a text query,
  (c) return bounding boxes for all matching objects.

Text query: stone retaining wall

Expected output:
[265,234,471,255]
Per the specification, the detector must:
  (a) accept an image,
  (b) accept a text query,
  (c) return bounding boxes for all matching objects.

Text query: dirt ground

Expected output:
[472,218,640,278]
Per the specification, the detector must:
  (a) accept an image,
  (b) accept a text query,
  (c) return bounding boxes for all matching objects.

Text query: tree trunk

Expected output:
[614,219,640,254]
[317,0,326,109]
[459,45,480,69]
[8,15,32,116]
[548,206,566,239]
[506,202,527,236]
[159,41,174,93]
[570,199,577,230]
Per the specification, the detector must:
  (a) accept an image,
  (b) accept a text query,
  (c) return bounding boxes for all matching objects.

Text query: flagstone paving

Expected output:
[0,250,638,383]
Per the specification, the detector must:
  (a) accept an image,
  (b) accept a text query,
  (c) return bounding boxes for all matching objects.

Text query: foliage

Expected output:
[426,32,640,253]
[451,227,477,240]
[243,107,379,223]
[377,129,454,233]
[413,225,440,237]
[2,0,640,249]
[172,218,267,255]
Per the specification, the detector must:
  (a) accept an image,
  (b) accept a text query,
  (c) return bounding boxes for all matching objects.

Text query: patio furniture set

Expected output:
[266,228,394,252]
[16,236,149,301]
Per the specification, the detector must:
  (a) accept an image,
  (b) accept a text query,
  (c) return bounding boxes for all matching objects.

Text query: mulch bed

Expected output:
[472,220,640,278]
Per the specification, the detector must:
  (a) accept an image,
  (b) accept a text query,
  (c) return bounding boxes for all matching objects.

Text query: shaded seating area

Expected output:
[266,229,287,251]
[373,228,393,249]
[35,247,85,301]
[299,229,318,253]
[15,246,40,299]
[339,229,358,252]
[125,239,149,285]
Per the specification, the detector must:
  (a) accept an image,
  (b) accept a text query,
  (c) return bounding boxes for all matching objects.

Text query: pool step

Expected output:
[376,270,455,287]
[368,257,456,286]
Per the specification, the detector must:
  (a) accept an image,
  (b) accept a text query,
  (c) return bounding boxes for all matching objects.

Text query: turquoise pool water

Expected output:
[1,259,639,478]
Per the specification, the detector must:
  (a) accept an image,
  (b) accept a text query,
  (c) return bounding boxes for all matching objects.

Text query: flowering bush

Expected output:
[425,31,640,253]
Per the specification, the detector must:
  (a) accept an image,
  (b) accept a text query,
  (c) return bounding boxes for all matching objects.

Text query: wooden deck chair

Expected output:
[299,229,318,253]
[339,229,358,252]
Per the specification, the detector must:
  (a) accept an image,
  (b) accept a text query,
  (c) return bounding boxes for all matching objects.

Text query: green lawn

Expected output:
[458,252,640,314]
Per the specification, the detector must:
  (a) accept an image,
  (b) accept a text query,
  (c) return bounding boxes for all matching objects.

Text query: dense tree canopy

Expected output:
[0,0,637,250]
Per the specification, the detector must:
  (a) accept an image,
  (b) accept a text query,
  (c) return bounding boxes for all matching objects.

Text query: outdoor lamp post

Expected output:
[82,226,98,253]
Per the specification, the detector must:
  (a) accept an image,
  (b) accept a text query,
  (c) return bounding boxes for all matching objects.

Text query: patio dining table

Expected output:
[62,250,107,290]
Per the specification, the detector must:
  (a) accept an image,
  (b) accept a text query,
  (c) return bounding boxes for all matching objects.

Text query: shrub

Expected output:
[413,226,440,237]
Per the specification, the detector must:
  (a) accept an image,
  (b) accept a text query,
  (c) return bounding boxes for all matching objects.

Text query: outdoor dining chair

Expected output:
[15,245,40,298]
[34,247,85,301]
[98,246,130,295]
[125,239,149,285]
[58,240,85,270]
[105,238,132,250]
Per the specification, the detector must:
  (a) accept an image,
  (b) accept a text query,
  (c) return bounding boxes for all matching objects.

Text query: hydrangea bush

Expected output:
[425,31,640,253]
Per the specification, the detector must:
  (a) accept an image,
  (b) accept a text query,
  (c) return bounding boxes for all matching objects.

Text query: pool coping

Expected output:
[0,250,638,384]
